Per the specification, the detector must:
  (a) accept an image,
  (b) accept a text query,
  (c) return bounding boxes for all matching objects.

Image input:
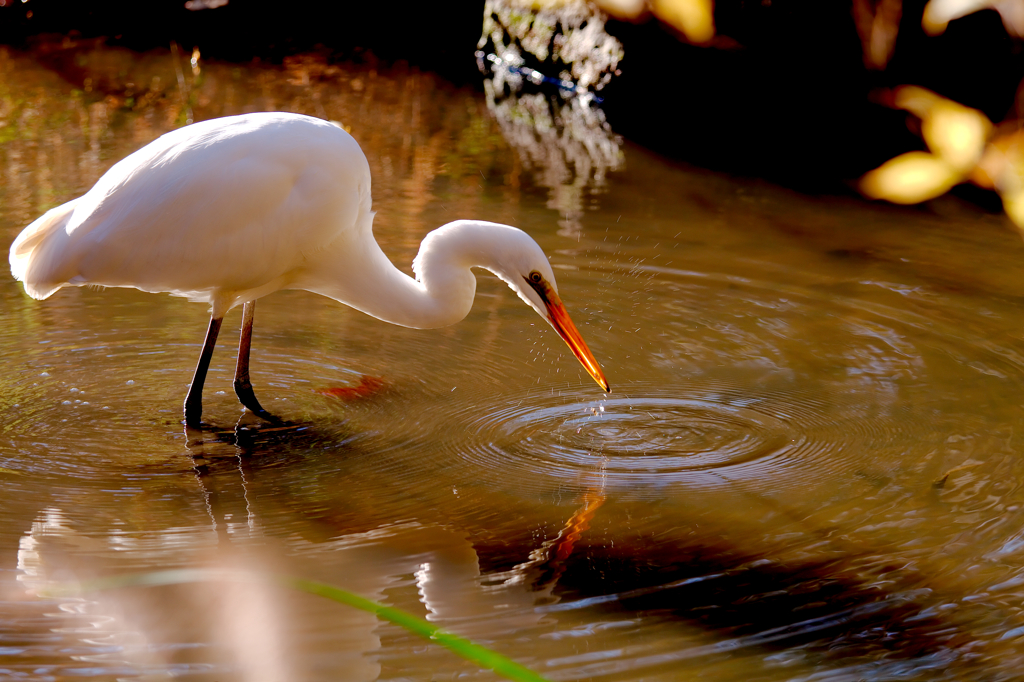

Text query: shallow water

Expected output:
[3,39,1024,681]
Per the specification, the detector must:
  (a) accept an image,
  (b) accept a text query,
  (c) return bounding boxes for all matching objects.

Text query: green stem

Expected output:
[42,569,553,682]
[283,576,551,682]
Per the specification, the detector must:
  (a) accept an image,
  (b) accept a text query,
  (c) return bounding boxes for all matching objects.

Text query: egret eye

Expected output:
[528,271,543,284]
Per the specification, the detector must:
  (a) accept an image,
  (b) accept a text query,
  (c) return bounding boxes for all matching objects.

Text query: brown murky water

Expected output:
[3,39,1024,681]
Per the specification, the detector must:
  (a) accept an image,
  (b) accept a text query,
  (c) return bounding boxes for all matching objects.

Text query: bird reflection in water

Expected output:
[15,458,609,681]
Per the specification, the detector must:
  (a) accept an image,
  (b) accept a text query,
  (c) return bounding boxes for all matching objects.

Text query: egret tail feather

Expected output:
[9,198,82,299]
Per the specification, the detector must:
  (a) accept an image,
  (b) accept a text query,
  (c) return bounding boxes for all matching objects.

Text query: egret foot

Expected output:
[233,377,281,423]
[183,401,205,429]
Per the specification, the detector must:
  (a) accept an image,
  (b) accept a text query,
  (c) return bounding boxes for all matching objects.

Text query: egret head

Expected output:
[416,220,609,392]
[488,229,610,393]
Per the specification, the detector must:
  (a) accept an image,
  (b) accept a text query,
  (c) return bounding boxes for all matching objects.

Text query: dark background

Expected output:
[1,0,1020,196]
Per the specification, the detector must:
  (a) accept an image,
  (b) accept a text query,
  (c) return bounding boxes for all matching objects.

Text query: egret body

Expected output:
[9,112,608,426]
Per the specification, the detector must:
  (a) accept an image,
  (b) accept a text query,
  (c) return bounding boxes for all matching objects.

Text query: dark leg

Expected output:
[233,300,278,422]
[184,315,223,427]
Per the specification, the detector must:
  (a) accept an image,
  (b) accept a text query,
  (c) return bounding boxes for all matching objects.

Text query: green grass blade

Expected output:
[40,569,553,682]
[281,576,551,682]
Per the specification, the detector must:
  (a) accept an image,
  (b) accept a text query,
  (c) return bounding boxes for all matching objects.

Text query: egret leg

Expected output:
[233,300,278,422]
[184,315,224,428]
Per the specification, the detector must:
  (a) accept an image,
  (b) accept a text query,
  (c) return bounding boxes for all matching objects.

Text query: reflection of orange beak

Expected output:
[543,289,610,392]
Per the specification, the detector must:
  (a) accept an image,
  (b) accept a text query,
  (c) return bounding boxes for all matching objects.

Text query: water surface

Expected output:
[2,39,1024,681]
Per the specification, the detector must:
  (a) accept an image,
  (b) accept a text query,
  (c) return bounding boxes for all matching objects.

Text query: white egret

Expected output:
[9,112,609,427]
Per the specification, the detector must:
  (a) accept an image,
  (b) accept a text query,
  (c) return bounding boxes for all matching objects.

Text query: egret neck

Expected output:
[302,219,535,330]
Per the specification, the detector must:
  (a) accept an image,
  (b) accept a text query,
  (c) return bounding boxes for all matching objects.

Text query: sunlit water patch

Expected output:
[387,260,1024,510]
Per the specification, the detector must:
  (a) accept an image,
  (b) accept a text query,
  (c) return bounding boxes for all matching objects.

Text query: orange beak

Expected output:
[538,287,610,392]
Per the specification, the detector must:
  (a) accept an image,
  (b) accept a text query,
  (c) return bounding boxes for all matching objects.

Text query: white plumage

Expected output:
[10,112,608,426]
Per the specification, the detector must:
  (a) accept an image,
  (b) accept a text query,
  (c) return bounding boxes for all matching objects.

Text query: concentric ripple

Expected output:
[428,379,948,498]
[486,395,798,473]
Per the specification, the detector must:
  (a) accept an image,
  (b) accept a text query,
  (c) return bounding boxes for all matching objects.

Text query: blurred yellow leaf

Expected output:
[976,129,1024,189]
[860,151,961,203]
[862,86,1024,233]
[923,0,1024,37]
[852,0,903,70]
[892,85,945,118]
[921,104,991,171]
[1002,190,1024,232]
[594,0,646,17]
[893,86,991,171]
[975,130,1024,230]
[651,0,715,43]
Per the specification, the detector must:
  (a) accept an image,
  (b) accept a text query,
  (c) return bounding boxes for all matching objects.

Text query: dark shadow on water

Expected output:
[184,420,363,467]
[526,540,979,674]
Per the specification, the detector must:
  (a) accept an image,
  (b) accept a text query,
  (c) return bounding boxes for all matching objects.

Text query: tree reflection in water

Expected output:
[477,0,624,238]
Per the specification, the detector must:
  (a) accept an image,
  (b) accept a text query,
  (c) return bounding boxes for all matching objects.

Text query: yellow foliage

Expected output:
[1003,191,1024,233]
[922,0,990,35]
[594,0,646,17]
[852,0,902,69]
[975,130,1024,231]
[861,86,1024,234]
[975,130,1024,192]
[592,0,716,44]
[923,0,1024,37]
[922,104,991,172]
[892,85,947,120]
[650,0,715,43]
[860,151,962,204]
[894,86,990,171]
